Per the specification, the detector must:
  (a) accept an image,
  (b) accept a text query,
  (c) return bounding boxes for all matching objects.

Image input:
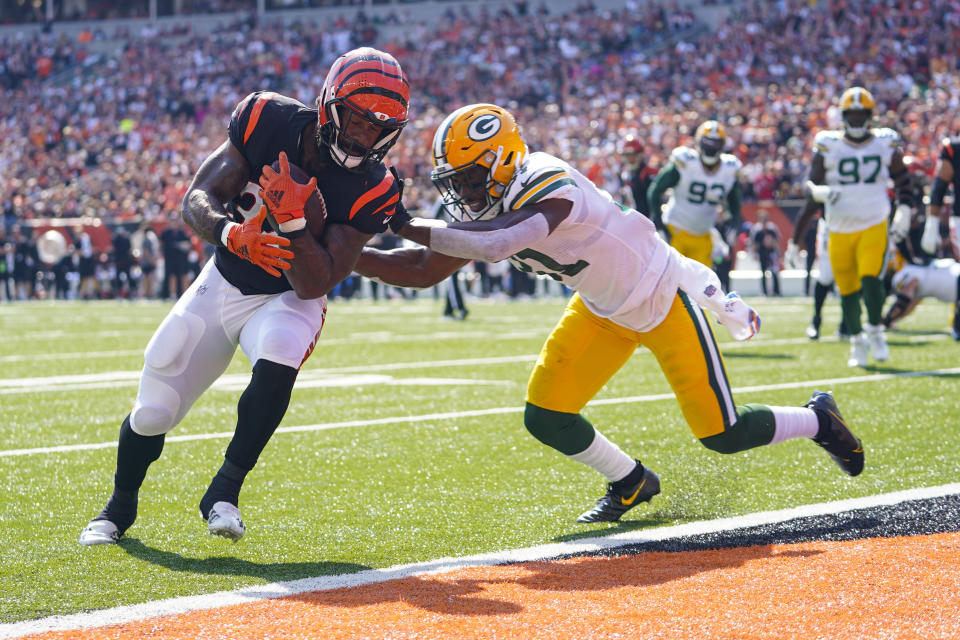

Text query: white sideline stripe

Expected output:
[2,366,959,459]
[0,333,886,395]
[2,483,957,639]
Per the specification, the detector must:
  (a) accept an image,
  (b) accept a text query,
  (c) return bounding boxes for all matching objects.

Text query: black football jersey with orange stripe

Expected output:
[217,90,400,295]
[938,137,960,218]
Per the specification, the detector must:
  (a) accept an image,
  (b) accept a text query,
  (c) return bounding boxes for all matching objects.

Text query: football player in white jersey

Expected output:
[884,205,960,339]
[791,87,914,367]
[647,120,743,267]
[356,104,864,524]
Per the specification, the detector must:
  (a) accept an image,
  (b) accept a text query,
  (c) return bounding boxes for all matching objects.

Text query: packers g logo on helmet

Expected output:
[695,120,726,166]
[431,104,527,221]
[467,114,501,141]
[839,87,875,139]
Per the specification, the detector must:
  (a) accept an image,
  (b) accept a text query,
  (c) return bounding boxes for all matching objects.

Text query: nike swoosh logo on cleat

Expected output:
[620,478,646,506]
[827,409,847,427]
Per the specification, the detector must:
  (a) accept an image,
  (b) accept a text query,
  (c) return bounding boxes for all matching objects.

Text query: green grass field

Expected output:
[1,294,958,623]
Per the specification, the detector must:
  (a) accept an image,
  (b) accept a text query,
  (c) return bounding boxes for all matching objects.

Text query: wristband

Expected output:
[214,218,239,247]
[280,226,308,240]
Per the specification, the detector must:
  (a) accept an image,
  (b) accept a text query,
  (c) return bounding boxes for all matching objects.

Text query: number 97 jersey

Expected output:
[815,128,898,233]
[662,147,742,235]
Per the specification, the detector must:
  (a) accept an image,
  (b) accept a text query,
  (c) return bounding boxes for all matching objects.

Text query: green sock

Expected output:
[841,291,863,334]
[861,276,885,326]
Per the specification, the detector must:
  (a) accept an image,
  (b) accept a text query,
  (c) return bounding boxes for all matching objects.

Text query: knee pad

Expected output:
[130,376,181,436]
[143,311,204,376]
[523,403,594,455]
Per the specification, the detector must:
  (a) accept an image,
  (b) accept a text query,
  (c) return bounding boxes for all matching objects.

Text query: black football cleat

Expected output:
[806,390,864,476]
[576,463,660,523]
[806,315,821,340]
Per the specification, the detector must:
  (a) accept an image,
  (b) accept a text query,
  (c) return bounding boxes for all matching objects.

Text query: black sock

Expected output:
[199,458,248,518]
[224,359,298,469]
[610,460,645,491]
[812,281,831,320]
[98,414,164,534]
[200,360,298,518]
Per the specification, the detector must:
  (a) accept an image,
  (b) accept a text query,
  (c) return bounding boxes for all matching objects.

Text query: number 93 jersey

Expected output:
[815,128,899,233]
[662,147,742,235]
[503,152,679,332]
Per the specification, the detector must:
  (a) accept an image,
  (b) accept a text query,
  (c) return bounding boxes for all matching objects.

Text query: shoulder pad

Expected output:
[872,127,900,143]
[813,130,840,152]
[503,152,577,212]
[670,146,696,167]
[721,153,742,170]
[345,163,400,234]
[228,91,308,153]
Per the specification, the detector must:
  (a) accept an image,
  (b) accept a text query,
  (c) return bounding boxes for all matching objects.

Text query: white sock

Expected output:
[568,431,637,481]
[768,406,820,445]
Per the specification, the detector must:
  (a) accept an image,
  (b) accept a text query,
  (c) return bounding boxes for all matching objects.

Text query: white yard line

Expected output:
[0,333,881,395]
[2,366,958,458]
[1,482,956,639]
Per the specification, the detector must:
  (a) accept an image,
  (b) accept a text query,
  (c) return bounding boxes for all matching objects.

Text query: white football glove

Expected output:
[890,204,912,242]
[715,292,761,341]
[920,215,941,255]
[805,181,840,205]
[784,240,801,269]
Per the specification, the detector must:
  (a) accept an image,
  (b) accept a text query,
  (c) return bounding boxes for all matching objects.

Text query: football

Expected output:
[266,159,327,239]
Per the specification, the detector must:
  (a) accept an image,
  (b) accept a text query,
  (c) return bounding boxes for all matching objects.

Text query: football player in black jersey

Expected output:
[924,137,960,260]
[80,47,411,545]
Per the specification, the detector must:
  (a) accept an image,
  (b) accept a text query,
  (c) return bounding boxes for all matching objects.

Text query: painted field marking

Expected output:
[0,331,916,395]
[1,482,956,640]
[2,366,958,458]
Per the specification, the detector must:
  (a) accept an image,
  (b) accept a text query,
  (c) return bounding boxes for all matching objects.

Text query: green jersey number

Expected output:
[688,181,726,204]
[837,155,882,185]
[511,249,589,282]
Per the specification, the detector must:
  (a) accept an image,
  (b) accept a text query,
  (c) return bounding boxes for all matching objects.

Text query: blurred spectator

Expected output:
[619,135,657,217]
[160,216,191,300]
[112,226,134,299]
[752,209,781,297]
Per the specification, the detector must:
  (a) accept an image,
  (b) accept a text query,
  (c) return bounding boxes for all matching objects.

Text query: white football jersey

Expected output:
[502,151,681,331]
[891,259,960,303]
[661,147,742,235]
[814,128,899,233]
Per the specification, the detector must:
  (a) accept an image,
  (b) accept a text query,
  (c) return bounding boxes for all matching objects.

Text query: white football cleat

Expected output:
[206,501,245,542]
[79,519,120,546]
[865,323,889,362]
[848,332,869,367]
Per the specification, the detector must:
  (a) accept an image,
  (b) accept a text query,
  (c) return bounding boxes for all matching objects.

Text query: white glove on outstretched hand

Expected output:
[890,204,912,242]
[805,180,840,205]
[673,252,761,341]
[785,240,800,269]
[715,292,761,341]
[921,215,941,254]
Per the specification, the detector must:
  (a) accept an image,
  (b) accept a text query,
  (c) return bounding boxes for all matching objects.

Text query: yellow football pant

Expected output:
[526,292,737,439]
[667,225,713,267]
[828,221,888,296]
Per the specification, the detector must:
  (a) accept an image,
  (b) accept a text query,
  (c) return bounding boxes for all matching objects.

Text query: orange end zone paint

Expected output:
[21,532,960,640]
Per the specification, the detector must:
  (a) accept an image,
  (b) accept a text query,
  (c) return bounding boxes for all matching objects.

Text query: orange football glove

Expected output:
[258,151,317,232]
[225,206,294,277]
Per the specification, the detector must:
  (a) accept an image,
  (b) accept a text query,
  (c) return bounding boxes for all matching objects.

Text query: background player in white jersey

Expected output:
[357,104,864,524]
[884,203,960,339]
[647,120,743,267]
[791,87,914,367]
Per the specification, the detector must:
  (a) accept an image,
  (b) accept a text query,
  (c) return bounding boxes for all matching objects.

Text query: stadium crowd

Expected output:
[2,0,959,300]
